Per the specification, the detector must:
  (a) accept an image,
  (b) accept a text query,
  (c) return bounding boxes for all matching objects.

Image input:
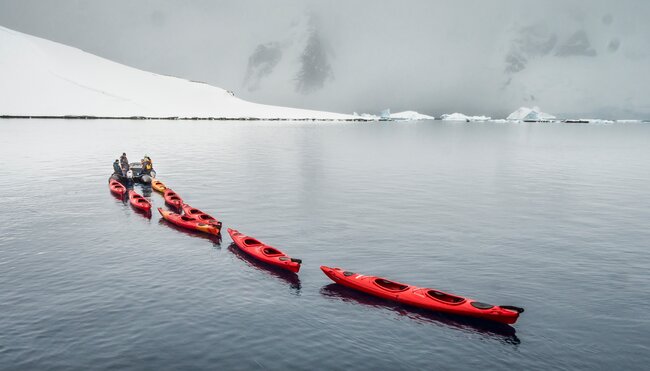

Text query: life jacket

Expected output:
[144,157,152,170]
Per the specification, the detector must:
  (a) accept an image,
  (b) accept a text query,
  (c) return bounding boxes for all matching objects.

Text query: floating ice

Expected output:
[506,107,556,121]
[440,113,491,121]
[389,111,435,120]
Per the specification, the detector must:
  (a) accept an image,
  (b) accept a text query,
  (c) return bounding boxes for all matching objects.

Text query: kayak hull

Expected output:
[158,208,220,235]
[128,190,151,212]
[228,228,301,273]
[109,180,126,197]
[320,266,523,324]
[163,189,183,209]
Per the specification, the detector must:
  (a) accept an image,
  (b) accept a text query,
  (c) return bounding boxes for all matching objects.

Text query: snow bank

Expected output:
[506,107,556,121]
[0,25,357,120]
[389,111,435,120]
[352,112,380,120]
[440,113,491,121]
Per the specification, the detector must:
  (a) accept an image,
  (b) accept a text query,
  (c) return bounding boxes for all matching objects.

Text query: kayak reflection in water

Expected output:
[319,283,519,344]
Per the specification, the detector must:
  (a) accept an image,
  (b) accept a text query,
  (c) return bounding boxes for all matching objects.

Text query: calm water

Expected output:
[1,119,649,370]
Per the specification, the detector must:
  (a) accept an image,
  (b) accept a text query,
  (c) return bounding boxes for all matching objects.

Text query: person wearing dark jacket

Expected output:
[119,153,129,175]
[112,159,121,175]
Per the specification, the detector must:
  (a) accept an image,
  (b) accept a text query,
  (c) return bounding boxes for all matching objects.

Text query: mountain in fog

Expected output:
[0,25,354,120]
[0,1,648,119]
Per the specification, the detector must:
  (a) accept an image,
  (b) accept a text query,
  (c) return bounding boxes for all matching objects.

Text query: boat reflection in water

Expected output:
[157,218,222,246]
[320,283,520,345]
[227,243,302,294]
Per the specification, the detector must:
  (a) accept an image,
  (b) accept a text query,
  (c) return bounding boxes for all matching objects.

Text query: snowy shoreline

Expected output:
[0,115,369,121]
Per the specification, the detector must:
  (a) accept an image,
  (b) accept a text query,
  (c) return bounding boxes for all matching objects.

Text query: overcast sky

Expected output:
[1,0,648,118]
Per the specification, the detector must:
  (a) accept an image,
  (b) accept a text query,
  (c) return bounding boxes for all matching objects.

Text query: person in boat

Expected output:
[141,154,153,175]
[119,153,129,176]
[112,159,122,175]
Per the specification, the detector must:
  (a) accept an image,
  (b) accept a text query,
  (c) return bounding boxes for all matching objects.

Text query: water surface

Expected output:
[1,119,649,370]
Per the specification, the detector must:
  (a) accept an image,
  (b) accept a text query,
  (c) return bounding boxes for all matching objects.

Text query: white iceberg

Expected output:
[0,25,357,120]
[506,107,556,121]
[389,111,435,120]
[440,113,491,121]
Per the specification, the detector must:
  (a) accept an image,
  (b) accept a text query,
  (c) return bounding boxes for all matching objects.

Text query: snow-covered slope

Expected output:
[0,25,356,120]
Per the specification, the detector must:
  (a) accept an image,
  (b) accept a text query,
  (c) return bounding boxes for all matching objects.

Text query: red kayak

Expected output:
[158,208,220,235]
[228,228,302,273]
[109,180,126,196]
[163,189,183,209]
[320,266,524,324]
[181,204,222,233]
[128,190,151,212]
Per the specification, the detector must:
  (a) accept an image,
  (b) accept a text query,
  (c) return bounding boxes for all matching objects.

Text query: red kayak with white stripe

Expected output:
[320,266,523,324]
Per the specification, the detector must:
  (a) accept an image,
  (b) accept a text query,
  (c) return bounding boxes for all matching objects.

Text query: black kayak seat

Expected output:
[243,238,262,246]
[470,301,494,310]
[427,290,465,304]
[262,247,282,256]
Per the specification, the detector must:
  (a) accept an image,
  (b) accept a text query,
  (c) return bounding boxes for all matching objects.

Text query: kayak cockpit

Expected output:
[374,278,409,292]
[426,290,466,304]
[243,238,262,246]
[262,247,283,257]
[180,216,195,222]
